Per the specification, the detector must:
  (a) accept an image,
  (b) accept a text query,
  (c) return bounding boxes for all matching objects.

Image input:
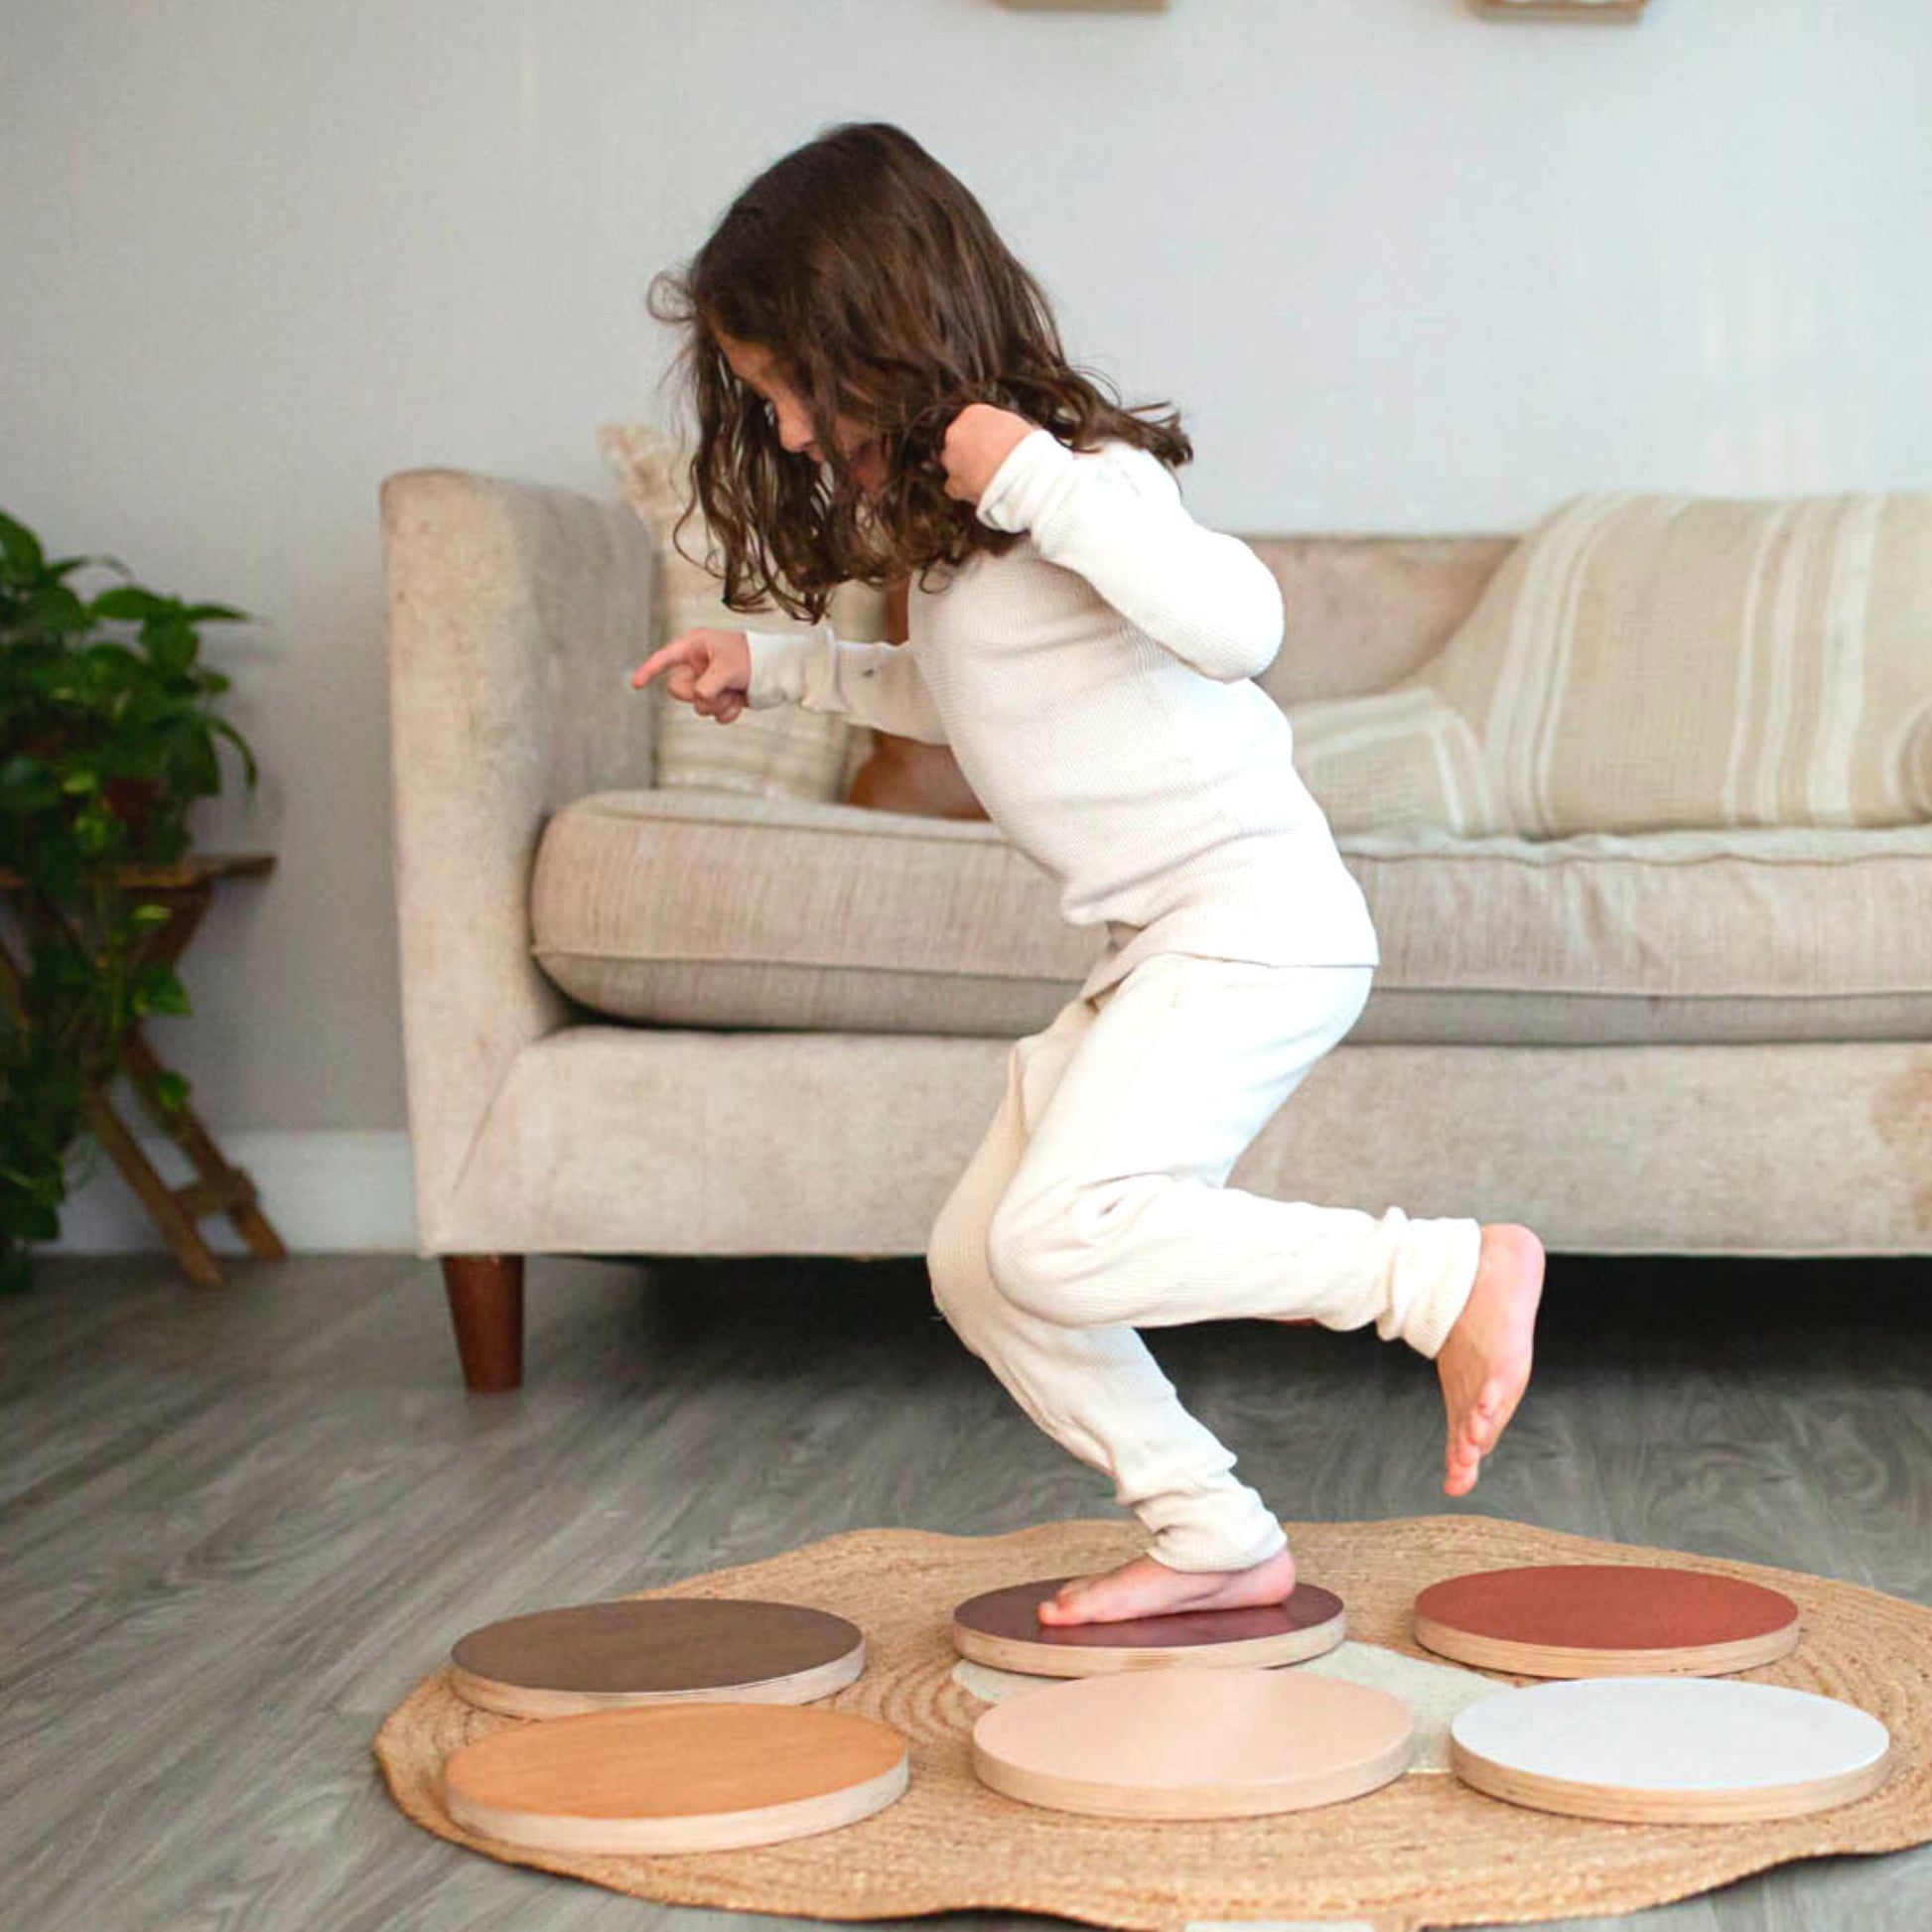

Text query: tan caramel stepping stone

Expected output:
[951,1577,1345,1678]
[1413,1564,1800,1678]
[443,1704,909,1854]
[449,1598,865,1718]
[972,1667,1413,1819]
[1450,1677,1891,1823]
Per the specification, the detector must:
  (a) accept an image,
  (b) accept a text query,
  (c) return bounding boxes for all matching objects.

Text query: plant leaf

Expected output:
[146,622,199,678]
[212,718,260,787]
[0,511,47,581]
[149,1070,192,1114]
[90,587,181,622]
[133,965,193,1018]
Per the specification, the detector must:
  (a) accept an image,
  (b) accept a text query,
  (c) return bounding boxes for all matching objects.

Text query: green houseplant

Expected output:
[0,508,260,1293]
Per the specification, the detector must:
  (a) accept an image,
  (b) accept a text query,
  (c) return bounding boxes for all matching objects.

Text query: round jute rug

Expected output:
[373,1515,1932,1931]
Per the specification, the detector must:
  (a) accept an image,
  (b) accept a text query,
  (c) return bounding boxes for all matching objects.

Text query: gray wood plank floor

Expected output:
[3,1249,1930,1932]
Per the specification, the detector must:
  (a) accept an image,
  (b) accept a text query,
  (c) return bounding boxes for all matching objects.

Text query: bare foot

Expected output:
[1437,1222,1544,1498]
[1036,1547,1298,1626]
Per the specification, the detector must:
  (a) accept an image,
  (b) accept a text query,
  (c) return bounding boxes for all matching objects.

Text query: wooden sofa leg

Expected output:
[442,1254,525,1392]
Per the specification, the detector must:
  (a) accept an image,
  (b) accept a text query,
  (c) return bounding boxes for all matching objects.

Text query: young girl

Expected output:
[633,122,1544,1628]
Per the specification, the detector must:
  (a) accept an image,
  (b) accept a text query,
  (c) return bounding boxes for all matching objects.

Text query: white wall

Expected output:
[4,0,1927,1249]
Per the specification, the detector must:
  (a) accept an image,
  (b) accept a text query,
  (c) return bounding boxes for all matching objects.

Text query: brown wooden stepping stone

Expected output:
[972,1667,1413,1819]
[443,1704,909,1855]
[951,1577,1346,1678]
[449,1598,866,1718]
[1449,1677,1891,1823]
[1413,1564,1801,1678]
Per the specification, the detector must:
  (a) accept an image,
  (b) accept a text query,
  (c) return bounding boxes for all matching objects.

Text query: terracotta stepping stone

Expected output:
[1414,1564,1800,1677]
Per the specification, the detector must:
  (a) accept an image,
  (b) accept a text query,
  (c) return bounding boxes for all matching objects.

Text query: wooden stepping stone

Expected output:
[971,1667,1413,1819]
[449,1597,865,1719]
[443,1704,909,1854]
[1449,1676,1891,1824]
[1413,1564,1800,1678]
[952,1577,1345,1678]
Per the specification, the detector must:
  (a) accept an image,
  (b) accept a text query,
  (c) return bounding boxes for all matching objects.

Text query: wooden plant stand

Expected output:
[0,852,286,1288]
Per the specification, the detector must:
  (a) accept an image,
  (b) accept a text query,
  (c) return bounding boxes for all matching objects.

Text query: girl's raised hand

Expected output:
[630,627,753,724]
[939,402,1037,505]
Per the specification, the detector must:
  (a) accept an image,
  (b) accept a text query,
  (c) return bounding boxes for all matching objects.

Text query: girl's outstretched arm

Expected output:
[973,428,1284,683]
[742,623,951,746]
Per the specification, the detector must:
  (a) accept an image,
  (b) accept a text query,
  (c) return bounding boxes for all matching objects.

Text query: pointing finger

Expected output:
[631,638,694,688]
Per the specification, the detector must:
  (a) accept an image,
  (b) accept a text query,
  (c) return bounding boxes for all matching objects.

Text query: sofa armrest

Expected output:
[380,467,657,1250]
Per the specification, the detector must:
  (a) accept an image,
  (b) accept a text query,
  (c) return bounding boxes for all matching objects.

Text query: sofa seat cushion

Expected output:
[532,788,1092,1038]
[529,788,1932,1044]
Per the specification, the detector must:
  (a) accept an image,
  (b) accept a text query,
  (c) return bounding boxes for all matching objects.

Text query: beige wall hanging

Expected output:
[1468,0,1651,17]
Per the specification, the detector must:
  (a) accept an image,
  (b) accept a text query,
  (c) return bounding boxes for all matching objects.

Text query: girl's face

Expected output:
[714,330,889,497]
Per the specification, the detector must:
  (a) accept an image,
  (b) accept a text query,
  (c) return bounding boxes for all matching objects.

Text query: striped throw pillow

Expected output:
[1292,491,1932,837]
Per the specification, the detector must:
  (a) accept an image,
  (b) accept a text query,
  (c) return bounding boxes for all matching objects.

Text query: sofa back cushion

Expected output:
[1291,491,1932,838]
[597,428,1520,815]
[1245,533,1514,706]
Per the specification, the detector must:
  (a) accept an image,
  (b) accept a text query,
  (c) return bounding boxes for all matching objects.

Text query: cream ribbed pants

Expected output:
[926,951,1483,1574]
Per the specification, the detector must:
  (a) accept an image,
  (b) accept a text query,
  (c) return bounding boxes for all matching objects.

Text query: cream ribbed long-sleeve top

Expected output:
[742,427,1378,1000]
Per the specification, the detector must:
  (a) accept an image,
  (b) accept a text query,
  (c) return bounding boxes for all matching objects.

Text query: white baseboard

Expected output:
[43,1130,419,1254]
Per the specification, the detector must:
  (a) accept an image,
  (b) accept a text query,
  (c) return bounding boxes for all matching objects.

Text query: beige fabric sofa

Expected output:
[381,468,1932,1390]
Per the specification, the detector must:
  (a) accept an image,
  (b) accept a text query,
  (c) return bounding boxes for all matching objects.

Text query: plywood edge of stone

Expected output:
[449,1641,865,1718]
[1449,1737,1891,1825]
[1414,1613,1800,1680]
[973,1720,1411,1821]
[952,1605,1347,1678]
[446,1754,909,1854]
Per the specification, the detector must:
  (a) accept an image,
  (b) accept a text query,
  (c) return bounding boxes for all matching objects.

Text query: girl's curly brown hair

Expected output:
[646,121,1191,623]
